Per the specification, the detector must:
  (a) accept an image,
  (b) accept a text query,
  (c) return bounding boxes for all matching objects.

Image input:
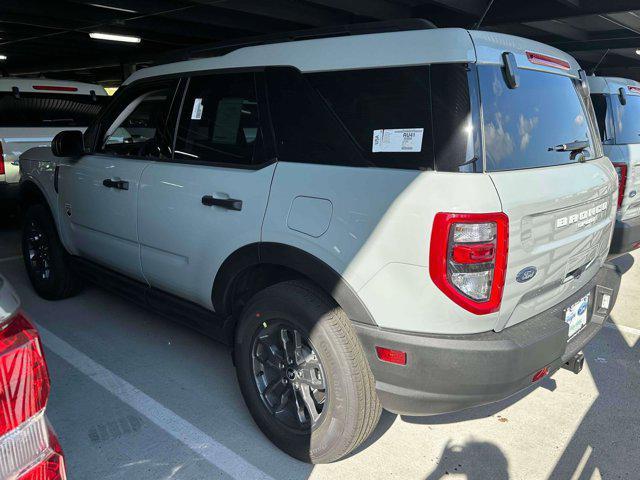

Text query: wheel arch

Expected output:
[213,242,377,330]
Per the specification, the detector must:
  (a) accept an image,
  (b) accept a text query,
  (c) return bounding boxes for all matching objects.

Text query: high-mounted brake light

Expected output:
[628,85,640,94]
[526,51,570,70]
[0,142,5,176]
[32,85,78,92]
[430,212,509,315]
[612,162,627,209]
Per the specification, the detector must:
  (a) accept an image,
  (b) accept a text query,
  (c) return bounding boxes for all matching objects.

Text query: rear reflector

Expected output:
[32,86,78,92]
[612,162,627,209]
[430,212,509,315]
[532,366,549,383]
[526,51,570,70]
[375,347,407,365]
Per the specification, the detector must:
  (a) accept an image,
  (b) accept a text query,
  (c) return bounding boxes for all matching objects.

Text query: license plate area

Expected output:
[565,293,591,341]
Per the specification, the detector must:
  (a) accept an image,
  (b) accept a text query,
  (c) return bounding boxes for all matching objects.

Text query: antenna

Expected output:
[591,49,610,75]
[474,0,496,30]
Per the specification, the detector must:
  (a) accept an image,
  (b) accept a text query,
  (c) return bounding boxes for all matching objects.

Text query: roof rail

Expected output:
[155,18,437,65]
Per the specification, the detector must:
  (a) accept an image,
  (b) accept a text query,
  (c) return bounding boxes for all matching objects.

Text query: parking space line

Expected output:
[36,324,276,480]
[605,321,640,336]
[0,255,21,263]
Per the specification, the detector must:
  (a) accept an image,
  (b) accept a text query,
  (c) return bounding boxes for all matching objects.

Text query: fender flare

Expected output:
[212,242,377,326]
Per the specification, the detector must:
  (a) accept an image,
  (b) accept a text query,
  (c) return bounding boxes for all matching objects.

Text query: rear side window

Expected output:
[611,93,640,145]
[307,66,435,170]
[479,66,596,172]
[174,73,264,166]
[0,92,106,127]
[590,94,610,142]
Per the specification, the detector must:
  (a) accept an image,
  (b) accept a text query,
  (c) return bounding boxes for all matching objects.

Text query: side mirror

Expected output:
[502,52,519,89]
[52,130,85,157]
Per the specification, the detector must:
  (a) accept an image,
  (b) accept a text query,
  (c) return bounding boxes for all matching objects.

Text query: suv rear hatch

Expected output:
[473,43,617,331]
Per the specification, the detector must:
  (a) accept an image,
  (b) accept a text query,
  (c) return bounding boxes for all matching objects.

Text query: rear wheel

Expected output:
[234,280,381,463]
[22,204,80,300]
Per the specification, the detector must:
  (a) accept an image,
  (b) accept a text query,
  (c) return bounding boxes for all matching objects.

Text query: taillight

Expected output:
[525,51,571,70]
[0,311,66,480]
[0,142,5,176]
[430,212,509,315]
[612,162,627,208]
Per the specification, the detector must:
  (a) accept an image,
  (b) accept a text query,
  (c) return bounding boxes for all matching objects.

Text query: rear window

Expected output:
[611,93,640,144]
[479,66,596,172]
[0,92,107,127]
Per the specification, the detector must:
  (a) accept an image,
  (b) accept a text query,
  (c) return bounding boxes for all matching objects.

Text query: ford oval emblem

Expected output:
[630,190,637,198]
[578,303,588,316]
[516,266,537,283]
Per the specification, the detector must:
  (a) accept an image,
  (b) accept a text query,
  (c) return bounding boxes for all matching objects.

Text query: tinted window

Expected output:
[590,94,609,142]
[266,67,369,168]
[612,94,640,144]
[430,64,480,172]
[479,66,596,172]
[100,85,175,158]
[308,66,434,170]
[0,92,106,127]
[174,73,264,166]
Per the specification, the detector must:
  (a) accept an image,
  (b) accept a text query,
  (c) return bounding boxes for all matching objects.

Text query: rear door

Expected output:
[58,80,177,281]
[138,71,276,309]
[477,64,617,330]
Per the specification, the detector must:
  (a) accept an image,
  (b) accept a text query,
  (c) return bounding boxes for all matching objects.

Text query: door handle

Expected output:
[102,178,129,190]
[201,195,242,211]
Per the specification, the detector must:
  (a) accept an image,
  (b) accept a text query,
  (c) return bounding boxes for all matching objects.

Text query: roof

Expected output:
[588,75,640,95]
[0,77,108,95]
[125,28,582,85]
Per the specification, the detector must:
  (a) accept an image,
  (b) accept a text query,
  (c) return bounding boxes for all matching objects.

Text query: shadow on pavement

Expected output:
[424,440,509,480]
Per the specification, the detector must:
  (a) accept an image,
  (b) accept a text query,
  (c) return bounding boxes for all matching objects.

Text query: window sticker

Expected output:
[191,97,204,120]
[372,128,424,153]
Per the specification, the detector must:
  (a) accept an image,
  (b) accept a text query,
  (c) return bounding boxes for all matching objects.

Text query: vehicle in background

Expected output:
[0,274,66,479]
[589,75,640,257]
[0,78,108,201]
[19,21,621,463]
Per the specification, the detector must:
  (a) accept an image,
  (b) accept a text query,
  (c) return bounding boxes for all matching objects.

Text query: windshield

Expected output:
[612,93,640,144]
[479,66,597,172]
[0,92,108,127]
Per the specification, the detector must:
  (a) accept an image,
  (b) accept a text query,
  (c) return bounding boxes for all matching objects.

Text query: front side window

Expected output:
[174,73,264,166]
[479,66,596,172]
[612,93,640,144]
[100,84,176,158]
[0,92,107,127]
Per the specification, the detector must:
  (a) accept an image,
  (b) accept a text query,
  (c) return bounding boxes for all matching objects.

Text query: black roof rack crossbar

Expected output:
[155,18,436,66]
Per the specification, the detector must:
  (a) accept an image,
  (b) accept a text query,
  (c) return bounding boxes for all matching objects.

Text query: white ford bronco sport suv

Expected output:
[588,75,640,257]
[0,78,107,201]
[18,21,622,463]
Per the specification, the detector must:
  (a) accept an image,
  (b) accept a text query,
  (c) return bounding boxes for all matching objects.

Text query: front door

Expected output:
[58,80,178,281]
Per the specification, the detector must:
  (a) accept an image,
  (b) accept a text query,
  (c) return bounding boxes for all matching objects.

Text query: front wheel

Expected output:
[234,280,381,463]
[22,204,80,300]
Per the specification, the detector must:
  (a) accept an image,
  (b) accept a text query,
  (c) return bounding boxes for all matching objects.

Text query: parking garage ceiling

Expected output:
[3,0,640,86]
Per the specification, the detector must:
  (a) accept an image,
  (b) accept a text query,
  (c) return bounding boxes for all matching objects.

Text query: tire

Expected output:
[22,204,81,300]
[234,280,381,463]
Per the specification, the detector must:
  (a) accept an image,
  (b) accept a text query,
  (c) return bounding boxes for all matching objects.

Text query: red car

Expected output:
[0,275,66,480]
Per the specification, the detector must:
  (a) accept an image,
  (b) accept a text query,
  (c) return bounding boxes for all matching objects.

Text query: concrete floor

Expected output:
[0,223,638,479]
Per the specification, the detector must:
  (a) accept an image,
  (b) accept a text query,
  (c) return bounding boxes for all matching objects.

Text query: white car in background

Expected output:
[0,78,108,201]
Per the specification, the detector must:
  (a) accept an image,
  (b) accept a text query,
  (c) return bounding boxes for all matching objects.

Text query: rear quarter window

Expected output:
[479,66,596,172]
[612,94,640,145]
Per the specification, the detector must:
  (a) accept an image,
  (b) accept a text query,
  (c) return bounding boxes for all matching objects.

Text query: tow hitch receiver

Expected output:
[562,351,585,374]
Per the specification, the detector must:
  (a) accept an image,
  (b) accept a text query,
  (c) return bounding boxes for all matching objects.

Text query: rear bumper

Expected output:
[609,216,640,257]
[354,263,621,416]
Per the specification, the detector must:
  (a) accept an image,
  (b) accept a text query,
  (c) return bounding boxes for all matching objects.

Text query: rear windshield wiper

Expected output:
[548,140,590,152]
